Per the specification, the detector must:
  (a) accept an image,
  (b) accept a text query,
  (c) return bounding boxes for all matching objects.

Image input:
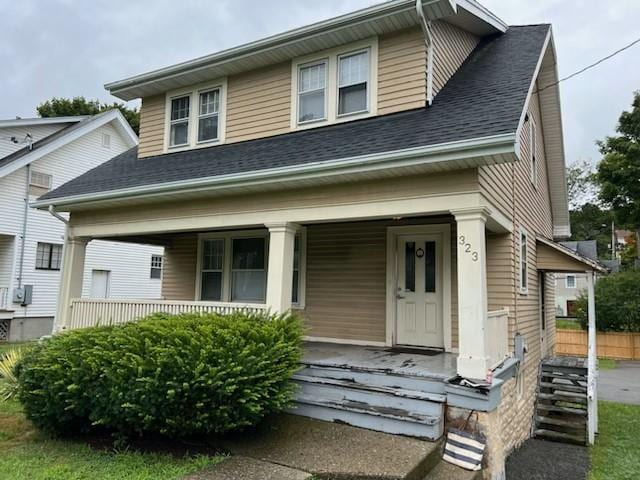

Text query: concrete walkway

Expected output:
[183,456,311,480]
[598,361,640,405]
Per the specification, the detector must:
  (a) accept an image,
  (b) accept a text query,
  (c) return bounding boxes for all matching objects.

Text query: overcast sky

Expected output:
[1,0,639,166]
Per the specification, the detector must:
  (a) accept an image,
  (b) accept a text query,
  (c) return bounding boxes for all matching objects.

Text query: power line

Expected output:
[536,35,640,94]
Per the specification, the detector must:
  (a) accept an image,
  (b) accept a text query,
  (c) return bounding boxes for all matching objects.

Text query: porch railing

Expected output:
[487,308,510,369]
[68,298,268,330]
[0,287,9,311]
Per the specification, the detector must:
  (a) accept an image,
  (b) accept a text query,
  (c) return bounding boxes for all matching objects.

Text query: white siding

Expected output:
[0,121,161,320]
[0,123,70,158]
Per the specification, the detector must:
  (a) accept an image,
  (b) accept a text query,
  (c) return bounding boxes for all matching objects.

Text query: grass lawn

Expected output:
[590,401,640,480]
[597,358,617,370]
[0,342,224,480]
[556,318,583,330]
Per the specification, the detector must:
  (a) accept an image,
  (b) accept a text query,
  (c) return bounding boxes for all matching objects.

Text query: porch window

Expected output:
[201,238,224,301]
[150,254,163,279]
[231,237,267,302]
[519,229,528,294]
[169,95,190,147]
[338,50,369,116]
[298,61,327,123]
[197,89,220,142]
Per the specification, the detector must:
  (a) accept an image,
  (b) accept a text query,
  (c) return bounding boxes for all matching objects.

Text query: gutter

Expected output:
[33,132,516,210]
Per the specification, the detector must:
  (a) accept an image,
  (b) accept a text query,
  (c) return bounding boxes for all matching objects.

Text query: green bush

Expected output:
[576,269,640,332]
[17,312,302,437]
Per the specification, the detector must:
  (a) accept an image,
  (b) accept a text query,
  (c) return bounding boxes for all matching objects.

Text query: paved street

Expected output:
[598,361,640,405]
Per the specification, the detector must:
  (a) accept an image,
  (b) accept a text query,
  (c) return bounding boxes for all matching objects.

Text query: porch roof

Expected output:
[34,24,550,210]
[536,236,608,273]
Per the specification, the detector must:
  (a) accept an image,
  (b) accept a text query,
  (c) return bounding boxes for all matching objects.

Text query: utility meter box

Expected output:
[13,285,33,306]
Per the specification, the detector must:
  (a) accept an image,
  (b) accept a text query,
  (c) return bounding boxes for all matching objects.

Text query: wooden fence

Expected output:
[556,329,640,360]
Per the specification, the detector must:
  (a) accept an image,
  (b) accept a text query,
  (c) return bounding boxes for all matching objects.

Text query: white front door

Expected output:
[396,234,444,348]
[91,270,110,298]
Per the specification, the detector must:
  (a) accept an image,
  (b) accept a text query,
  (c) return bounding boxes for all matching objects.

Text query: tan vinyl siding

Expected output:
[432,21,480,96]
[138,95,165,158]
[377,27,426,114]
[162,233,198,300]
[536,243,593,272]
[226,61,292,142]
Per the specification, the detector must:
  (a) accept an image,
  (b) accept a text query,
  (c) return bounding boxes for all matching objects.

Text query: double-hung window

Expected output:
[519,230,528,294]
[231,237,267,302]
[150,254,163,279]
[198,89,220,142]
[201,239,225,301]
[298,62,327,123]
[169,96,190,147]
[36,242,62,270]
[338,50,369,116]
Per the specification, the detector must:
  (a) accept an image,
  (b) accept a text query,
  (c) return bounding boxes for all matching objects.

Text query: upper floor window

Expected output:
[36,242,62,270]
[565,275,576,289]
[292,39,377,129]
[170,96,190,147]
[165,80,227,151]
[29,171,52,194]
[529,117,537,187]
[338,50,369,116]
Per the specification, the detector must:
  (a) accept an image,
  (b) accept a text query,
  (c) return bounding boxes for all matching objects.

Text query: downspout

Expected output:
[416,0,434,106]
[48,205,69,225]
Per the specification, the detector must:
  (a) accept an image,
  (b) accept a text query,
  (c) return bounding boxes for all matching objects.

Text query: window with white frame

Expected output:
[298,61,327,123]
[565,275,576,288]
[338,50,369,116]
[519,230,528,294]
[169,96,190,147]
[29,171,52,191]
[36,242,62,270]
[198,231,304,305]
[529,117,537,187]
[198,89,220,142]
[150,254,163,279]
[292,40,376,128]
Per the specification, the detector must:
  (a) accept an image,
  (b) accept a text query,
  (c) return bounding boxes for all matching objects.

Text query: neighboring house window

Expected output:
[292,39,377,129]
[101,133,111,148]
[29,171,52,196]
[298,61,327,123]
[35,242,62,270]
[338,50,369,116]
[565,275,576,288]
[519,230,528,294]
[169,95,190,146]
[198,230,305,305]
[150,254,163,279]
[198,89,220,142]
[529,117,537,187]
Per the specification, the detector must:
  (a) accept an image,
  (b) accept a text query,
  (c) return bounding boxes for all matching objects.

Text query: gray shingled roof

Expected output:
[561,240,599,261]
[40,24,550,202]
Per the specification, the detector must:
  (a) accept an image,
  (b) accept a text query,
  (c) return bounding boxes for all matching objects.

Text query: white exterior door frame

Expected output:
[386,224,452,351]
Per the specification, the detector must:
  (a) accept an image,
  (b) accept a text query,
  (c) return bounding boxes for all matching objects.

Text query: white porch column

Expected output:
[453,208,489,380]
[265,222,298,313]
[586,270,598,444]
[54,235,89,332]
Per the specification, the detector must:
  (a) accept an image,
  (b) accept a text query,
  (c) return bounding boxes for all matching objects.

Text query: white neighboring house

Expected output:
[0,111,163,341]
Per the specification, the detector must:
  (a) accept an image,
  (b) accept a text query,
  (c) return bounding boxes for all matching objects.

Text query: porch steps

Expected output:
[289,362,447,440]
[533,358,588,445]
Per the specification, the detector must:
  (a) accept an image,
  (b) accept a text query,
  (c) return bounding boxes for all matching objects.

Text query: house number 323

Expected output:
[458,235,479,262]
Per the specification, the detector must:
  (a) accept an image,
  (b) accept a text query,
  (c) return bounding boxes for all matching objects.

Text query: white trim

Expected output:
[290,38,378,130]
[0,116,87,128]
[385,224,452,351]
[0,110,138,180]
[163,78,228,153]
[536,236,606,272]
[33,132,516,209]
[553,225,571,239]
[519,227,529,295]
[303,335,387,347]
[529,115,538,188]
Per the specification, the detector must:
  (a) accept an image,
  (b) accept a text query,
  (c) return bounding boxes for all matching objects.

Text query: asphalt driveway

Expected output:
[598,361,640,405]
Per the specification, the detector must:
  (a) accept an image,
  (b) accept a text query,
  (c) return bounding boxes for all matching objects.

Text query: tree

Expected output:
[566,160,598,210]
[37,97,139,135]
[596,91,640,258]
[569,203,613,259]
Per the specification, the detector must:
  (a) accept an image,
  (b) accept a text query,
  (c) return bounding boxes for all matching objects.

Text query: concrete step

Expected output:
[298,364,447,395]
[293,375,444,420]
[424,461,483,480]
[290,395,443,440]
[534,428,586,445]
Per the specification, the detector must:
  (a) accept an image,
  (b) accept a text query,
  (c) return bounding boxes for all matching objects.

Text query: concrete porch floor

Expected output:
[303,342,458,380]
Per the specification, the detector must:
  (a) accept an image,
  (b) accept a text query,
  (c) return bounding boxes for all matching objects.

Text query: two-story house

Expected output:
[0,111,163,341]
[32,1,605,476]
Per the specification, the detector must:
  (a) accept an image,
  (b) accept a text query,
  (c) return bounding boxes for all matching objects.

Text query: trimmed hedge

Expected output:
[576,269,640,332]
[17,311,302,437]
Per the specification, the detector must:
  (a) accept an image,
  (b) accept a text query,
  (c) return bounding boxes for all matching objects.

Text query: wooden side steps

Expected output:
[533,357,588,445]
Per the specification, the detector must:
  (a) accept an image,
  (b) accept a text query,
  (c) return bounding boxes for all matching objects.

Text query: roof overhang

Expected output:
[32,132,517,212]
[536,236,607,273]
[0,110,138,180]
[105,0,506,101]
[0,116,87,128]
